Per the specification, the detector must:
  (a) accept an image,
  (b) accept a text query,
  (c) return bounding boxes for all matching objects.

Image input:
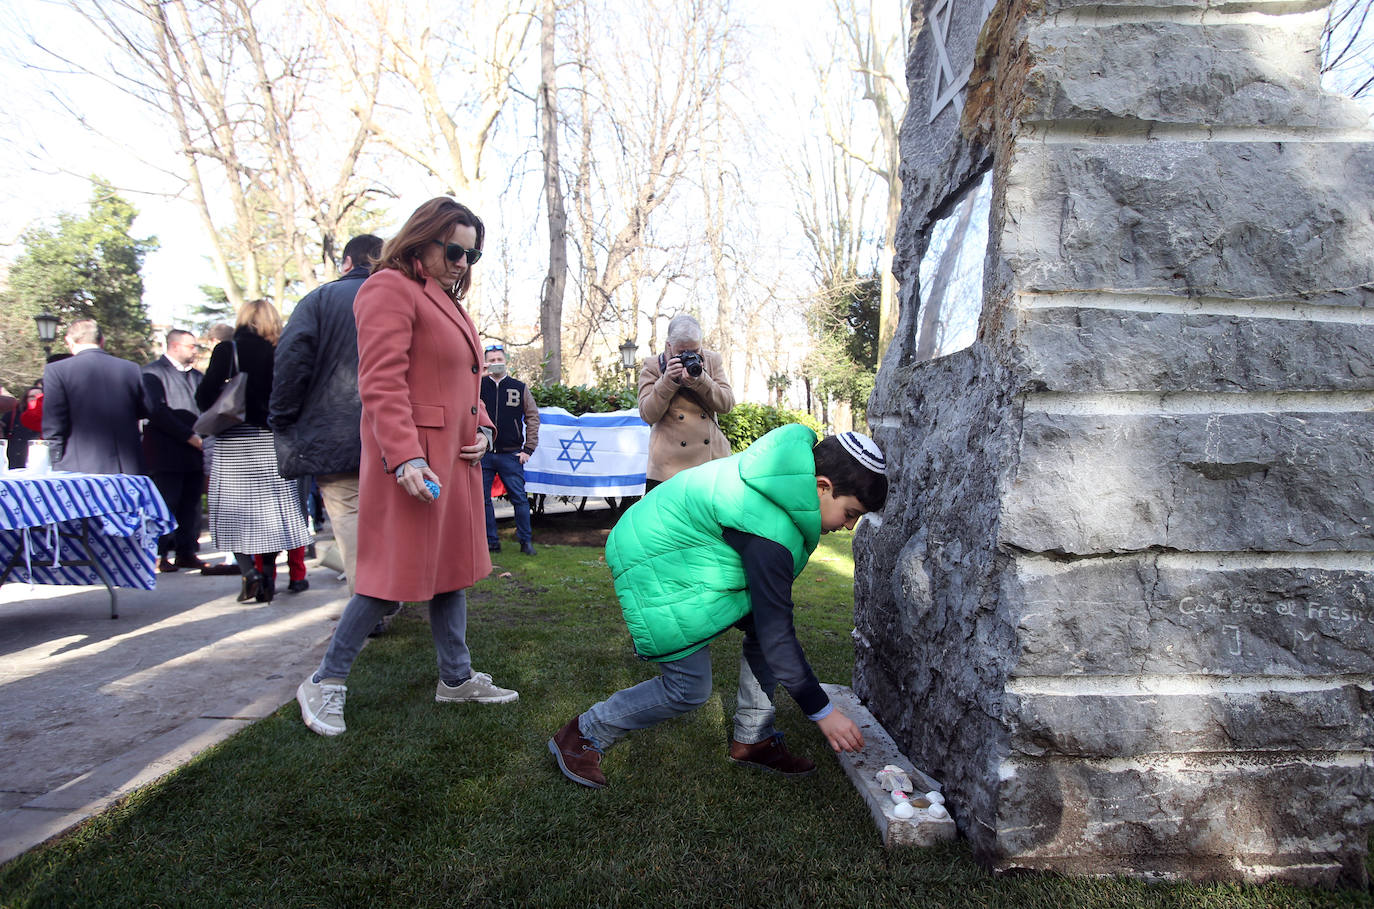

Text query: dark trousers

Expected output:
[481,452,532,545]
[152,470,203,559]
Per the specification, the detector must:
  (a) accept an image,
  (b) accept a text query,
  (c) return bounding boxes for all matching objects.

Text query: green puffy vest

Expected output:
[606,422,821,661]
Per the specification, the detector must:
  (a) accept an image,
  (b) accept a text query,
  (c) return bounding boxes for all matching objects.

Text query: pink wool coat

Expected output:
[353,268,494,602]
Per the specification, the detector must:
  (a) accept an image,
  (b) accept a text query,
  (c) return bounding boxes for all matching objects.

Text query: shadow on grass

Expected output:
[1,541,1371,907]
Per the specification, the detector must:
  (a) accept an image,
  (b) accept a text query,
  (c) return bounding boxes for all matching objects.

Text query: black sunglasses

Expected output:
[433,240,482,265]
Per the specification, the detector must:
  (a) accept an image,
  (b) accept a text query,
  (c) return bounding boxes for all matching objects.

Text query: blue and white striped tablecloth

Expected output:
[0,471,175,590]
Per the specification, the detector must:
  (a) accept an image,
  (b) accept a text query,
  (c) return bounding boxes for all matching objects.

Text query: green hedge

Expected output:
[529,384,820,452]
[529,383,636,414]
[718,402,822,453]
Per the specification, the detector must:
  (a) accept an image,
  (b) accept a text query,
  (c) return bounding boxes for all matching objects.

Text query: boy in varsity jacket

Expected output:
[548,425,888,788]
[479,344,540,555]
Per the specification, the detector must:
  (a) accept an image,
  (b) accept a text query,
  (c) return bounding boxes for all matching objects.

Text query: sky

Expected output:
[0,2,209,323]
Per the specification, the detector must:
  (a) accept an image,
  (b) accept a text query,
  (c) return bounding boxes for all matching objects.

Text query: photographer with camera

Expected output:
[637,314,734,491]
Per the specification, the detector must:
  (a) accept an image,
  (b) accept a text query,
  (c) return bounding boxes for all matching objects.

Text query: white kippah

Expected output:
[837,431,885,476]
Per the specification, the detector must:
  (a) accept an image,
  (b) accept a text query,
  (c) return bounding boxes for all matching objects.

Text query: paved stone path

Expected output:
[0,548,348,865]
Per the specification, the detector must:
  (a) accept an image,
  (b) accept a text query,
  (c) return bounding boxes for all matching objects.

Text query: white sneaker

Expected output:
[435,671,519,704]
[298,675,347,736]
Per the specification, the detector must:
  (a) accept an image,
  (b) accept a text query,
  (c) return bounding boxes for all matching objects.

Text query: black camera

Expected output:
[676,350,704,378]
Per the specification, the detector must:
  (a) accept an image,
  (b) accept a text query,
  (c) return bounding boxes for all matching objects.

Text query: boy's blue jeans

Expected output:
[481,452,532,545]
[579,644,780,752]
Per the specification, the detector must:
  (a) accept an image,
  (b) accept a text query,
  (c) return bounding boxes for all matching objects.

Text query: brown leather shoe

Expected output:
[729,735,816,777]
[200,563,242,576]
[158,556,178,573]
[548,716,606,789]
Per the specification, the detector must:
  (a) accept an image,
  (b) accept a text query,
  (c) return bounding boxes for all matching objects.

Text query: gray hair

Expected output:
[665,314,702,347]
[66,319,101,345]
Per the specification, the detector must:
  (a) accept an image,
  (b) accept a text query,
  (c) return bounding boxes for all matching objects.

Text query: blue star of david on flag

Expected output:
[556,430,597,471]
[524,408,649,497]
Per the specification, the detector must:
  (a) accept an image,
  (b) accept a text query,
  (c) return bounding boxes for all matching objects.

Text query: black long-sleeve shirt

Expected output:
[723,528,830,718]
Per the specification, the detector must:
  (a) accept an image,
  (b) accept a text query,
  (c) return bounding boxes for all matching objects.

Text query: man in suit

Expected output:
[42,319,148,474]
[143,329,208,572]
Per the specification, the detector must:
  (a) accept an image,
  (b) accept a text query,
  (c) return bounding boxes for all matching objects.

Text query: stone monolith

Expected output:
[855,0,1374,886]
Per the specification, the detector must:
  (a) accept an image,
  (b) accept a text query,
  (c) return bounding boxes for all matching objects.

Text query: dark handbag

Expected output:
[193,342,247,436]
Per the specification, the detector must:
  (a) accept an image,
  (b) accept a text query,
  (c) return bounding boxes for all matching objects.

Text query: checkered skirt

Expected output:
[206,424,311,553]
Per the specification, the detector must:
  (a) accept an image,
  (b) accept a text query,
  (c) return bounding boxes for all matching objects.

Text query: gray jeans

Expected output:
[579,645,779,751]
[316,589,471,683]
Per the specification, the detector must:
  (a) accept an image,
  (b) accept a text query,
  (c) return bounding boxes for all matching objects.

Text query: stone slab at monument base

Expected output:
[823,684,957,848]
[988,752,1373,887]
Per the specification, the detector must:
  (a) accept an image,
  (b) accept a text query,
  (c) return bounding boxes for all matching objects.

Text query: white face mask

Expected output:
[486,362,508,377]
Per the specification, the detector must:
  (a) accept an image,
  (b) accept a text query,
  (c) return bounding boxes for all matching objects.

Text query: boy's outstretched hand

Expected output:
[816,710,864,752]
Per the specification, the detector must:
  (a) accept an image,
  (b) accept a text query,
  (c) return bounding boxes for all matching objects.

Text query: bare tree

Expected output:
[1323,0,1374,98]
[558,0,738,382]
[790,114,881,296]
[826,0,907,363]
[53,0,381,309]
[538,0,568,383]
[324,0,536,202]
[700,89,736,369]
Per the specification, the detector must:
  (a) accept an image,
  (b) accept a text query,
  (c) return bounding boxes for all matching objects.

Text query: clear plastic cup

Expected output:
[26,440,51,475]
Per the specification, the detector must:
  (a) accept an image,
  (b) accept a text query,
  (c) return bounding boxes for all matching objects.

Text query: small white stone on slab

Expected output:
[822,683,958,848]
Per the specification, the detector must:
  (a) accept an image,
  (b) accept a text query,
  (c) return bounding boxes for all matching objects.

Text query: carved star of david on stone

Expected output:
[556,431,597,472]
[927,0,995,124]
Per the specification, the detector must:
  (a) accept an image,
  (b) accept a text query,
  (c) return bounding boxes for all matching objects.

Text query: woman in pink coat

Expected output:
[297,197,519,737]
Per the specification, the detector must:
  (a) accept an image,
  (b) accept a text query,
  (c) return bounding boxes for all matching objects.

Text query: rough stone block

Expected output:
[860,345,1022,848]
[1002,410,1374,554]
[1020,22,1369,128]
[1038,0,1326,10]
[991,756,1374,887]
[1002,142,1374,306]
[1010,556,1374,676]
[1020,306,1374,393]
[1007,687,1374,757]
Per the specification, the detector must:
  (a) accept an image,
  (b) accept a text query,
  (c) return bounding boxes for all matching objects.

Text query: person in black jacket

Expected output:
[143,329,208,571]
[197,300,311,603]
[479,343,540,555]
[269,234,382,596]
[42,319,148,474]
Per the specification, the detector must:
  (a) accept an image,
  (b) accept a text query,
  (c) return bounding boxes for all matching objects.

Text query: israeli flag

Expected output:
[525,408,650,497]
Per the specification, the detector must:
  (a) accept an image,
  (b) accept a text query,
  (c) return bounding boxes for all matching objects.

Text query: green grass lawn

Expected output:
[2,534,1371,907]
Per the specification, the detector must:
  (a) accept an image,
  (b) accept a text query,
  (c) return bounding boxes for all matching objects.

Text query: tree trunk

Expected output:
[878,176,902,361]
[538,0,566,384]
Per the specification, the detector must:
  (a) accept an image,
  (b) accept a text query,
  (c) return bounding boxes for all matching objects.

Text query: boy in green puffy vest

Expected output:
[549,424,888,788]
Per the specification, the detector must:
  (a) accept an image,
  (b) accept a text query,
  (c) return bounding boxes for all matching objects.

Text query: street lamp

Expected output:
[33,313,60,358]
[618,338,639,392]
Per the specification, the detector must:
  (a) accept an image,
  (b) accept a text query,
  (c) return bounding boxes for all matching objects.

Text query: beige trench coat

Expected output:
[637,349,734,483]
